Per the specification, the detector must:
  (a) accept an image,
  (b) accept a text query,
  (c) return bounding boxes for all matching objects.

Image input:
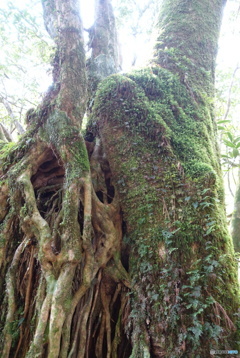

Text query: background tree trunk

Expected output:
[86,0,121,111]
[0,0,239,357]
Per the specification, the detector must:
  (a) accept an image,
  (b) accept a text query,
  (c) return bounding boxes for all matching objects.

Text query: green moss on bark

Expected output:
[92,68,240,355]
[231,178,240,253]
[153,0,226,97]
[44,110,90,173]
[94,68,220,182]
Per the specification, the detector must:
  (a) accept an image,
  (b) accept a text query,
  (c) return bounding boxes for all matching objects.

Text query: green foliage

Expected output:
[218,121,240,165]
[0,0,54,133]
[112,0,160,68]
[0,141,17,168]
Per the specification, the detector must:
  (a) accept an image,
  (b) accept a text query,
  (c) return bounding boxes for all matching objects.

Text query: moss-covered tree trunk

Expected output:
[231,168,240,253]
[0,0,239,357]
[91,0,240,356]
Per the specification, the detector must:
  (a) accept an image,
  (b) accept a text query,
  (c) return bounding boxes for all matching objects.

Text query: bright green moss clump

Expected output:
[95,67,220,182]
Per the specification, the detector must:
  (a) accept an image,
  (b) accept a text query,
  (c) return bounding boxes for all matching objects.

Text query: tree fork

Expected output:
[0,0,128,356]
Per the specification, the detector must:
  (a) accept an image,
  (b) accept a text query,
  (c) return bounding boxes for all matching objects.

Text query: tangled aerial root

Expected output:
[0,128,130,358]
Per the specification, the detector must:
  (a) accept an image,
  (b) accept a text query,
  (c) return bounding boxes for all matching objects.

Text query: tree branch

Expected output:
[0,95,25,135]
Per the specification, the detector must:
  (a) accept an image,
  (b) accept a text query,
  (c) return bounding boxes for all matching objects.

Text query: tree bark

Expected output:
[92,0,240,356]
[231,168,240,253]
[0,0,239,357]
[0,0,129,357]
[153,0,227,96]
[87,0,121,111]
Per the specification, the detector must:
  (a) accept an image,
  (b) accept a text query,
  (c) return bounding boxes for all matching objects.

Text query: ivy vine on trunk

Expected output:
[0,0,239,357]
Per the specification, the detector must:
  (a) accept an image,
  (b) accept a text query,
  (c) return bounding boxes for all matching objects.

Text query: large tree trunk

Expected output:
[91,0,240,356]
[0,0,239,358]
[231,169,240,253]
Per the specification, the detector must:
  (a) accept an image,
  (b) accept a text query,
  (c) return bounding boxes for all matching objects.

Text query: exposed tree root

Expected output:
[0,0,132,355]
[0,129,130,358]
[2,237,29,358]
[14,245,35,358]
